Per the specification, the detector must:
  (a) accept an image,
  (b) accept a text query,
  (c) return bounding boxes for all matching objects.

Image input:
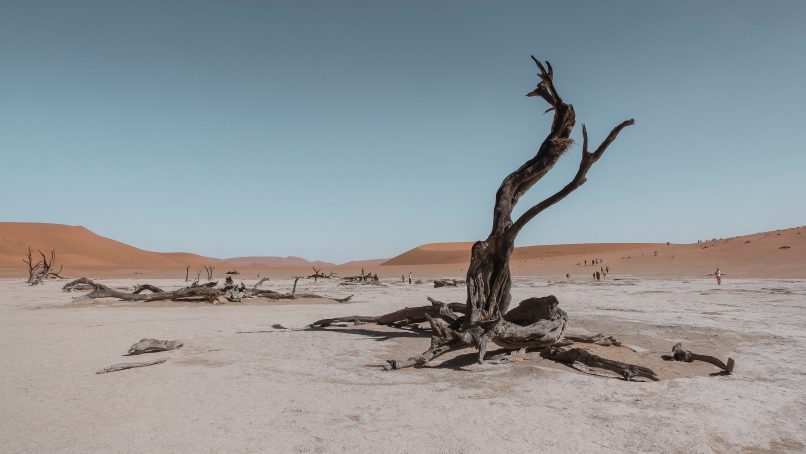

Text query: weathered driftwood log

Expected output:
[312,297,465,327]
[661,342,735,373]
[132,284,166,294]
[64,278,220,302]
[64,277,352,304]
[542,347,659,381]
[127,338,183,355]
[96,358,167,374]
[381,56,634,370]
[252,277,270,289]
[433,279,465,288]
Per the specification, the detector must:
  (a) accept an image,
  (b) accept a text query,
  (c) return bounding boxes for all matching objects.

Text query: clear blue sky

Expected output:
[1,1,804,263]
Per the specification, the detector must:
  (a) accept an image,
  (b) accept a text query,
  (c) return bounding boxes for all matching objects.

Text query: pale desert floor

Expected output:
[1,276,805,453]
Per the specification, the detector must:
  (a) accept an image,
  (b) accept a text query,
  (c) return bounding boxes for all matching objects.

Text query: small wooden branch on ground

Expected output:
[96,358,167,374]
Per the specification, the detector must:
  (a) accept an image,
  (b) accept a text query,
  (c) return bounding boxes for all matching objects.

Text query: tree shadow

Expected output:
[306,326,430,341]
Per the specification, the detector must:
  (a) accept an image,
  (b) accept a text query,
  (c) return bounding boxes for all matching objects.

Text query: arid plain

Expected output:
[1,223,805,452]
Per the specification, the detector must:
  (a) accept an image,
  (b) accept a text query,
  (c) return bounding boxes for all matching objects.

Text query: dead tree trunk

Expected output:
[387,56,634,369]
[23,247,64,285]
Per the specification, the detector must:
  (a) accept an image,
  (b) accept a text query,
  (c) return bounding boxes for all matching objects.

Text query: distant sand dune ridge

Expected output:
[0,222,803,279]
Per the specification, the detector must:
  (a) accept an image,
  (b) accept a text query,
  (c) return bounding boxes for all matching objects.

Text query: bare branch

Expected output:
[508,119,634,238]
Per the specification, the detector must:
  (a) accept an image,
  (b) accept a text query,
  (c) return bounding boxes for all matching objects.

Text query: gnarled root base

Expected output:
[386,296,569,370]
[662,342,735,374]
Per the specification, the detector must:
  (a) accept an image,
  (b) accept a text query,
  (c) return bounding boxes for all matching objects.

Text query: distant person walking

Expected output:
[584,260,587,267]
[566,273,570,279]
[595,271,601,281]
[401,274,405,283]
[715,268,722,285]
[408,272,412,284]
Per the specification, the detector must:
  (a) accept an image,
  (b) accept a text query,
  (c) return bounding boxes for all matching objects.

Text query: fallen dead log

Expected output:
[127,338,183,355]
[96,358,167,374]
[64,278,219,303]
[64,277,352,304]
[132,284,165,294]
[661,342,735,373]
[543,347,659,381]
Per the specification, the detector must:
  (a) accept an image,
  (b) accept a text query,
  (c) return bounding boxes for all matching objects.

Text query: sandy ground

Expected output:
[1,276,805,453]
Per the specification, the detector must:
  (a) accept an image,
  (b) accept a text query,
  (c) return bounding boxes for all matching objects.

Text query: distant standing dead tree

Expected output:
[307,267,335,282]
[23,246,64,285]
[203,265,215,281]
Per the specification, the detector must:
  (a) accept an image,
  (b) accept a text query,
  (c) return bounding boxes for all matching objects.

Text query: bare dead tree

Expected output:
[306,57,650,378]
[381,56,635,370]
[307,267,335,282]
[203,265,215,281]
[292,276,304,295]
[185,266,190,282]
[23,246,64,285]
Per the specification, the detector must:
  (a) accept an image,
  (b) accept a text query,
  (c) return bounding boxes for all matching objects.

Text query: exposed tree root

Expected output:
[543,347,659,381]
[662,342,735,373]
[64,278,219,302]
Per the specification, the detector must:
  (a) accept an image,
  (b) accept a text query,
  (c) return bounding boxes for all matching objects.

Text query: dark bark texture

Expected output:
[386,56,634,368]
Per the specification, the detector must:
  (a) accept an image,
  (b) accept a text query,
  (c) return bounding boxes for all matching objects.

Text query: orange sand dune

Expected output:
[1,222,803,279]
[383,242,661,266]
[382,227,805,279]
[0,222,218,271]
[225,256,335,268]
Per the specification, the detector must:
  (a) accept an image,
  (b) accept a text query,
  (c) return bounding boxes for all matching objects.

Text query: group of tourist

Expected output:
[584,258,604,267]
[592,265,609,281]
